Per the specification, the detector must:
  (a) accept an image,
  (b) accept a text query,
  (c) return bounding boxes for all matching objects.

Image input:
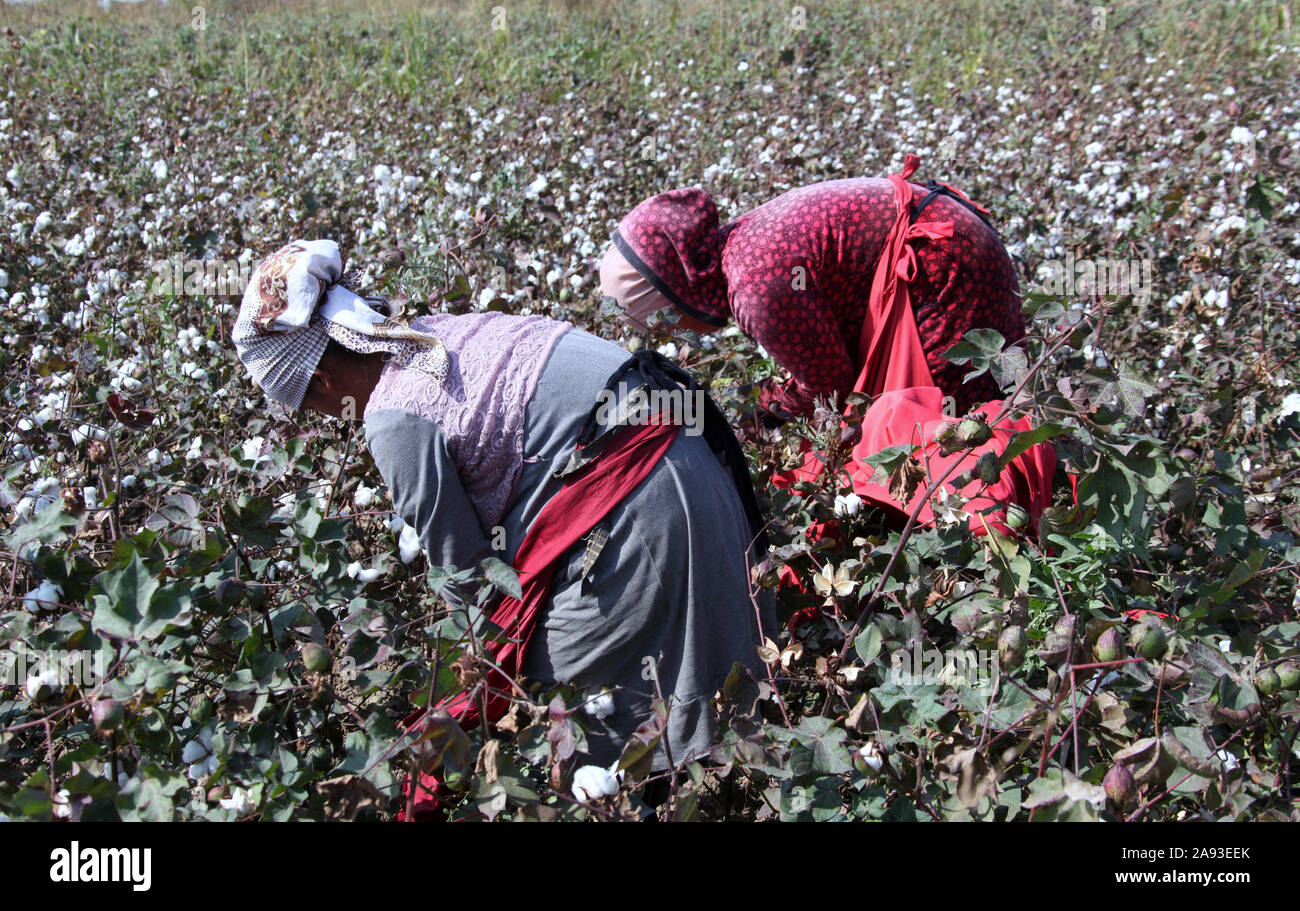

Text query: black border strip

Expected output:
[611,231,728,328]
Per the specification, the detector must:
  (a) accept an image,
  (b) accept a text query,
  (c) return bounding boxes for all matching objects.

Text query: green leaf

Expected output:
[480,556,522,600]
[941,329,1006,383]
[1115,367,1156,417]
[999,422,1071,466]
[4,503,83,551]
[859,443,914,480]
[854,624,884,665]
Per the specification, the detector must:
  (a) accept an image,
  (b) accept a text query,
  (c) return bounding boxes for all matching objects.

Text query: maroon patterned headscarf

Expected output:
[610,188,730,328]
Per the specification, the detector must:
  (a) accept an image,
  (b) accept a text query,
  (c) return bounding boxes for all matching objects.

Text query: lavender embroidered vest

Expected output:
[364,312,571,529]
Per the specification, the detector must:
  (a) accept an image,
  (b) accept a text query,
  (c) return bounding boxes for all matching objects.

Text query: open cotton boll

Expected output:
[397,522,423,564]
[240,436,269,465]
[26,666,62,700]
[22,579,62,610]
[571,763,621,803]
[346,562,383,584]
[219,787,256,816]
[353,484,376,509]
[833,493,862,517]
[583,688,615,720]
[182,727,218,780]
[855,741,884,773]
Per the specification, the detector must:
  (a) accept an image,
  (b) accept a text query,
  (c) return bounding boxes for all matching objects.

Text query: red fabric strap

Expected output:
[854,153,942,397]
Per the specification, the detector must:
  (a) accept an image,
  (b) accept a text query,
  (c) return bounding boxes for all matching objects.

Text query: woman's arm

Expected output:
[733,281,857,420]
[365,409,495,576]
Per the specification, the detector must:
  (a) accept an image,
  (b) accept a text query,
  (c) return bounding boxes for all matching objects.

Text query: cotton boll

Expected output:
[240,436,268,464]
[71,423,107,445]
[1214,749,1239,772]
[397,523,423,564]
[855,741,884,774]
[219,787,255,816]
[353,484,376,509]
[22,579,62,610]
[25,666,61,700]
[571,764,620,802]
[182,728,218,780]
[1212,215,1246,238]
[583,689,615,720]
[51,789,76,820]
[834,493,862,517]
[1278,392,1300,420]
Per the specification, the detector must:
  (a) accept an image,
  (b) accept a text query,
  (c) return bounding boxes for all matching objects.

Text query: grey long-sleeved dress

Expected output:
[364,323,773,769]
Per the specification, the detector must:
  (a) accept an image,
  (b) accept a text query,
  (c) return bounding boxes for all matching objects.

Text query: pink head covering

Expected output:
[599,244,676,331]
[605,188,730,329]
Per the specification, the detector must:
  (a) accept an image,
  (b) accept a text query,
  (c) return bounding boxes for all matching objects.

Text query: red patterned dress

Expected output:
[609,174,1025,418]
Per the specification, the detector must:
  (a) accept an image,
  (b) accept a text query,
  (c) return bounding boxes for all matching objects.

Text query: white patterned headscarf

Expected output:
[232,239,448,410]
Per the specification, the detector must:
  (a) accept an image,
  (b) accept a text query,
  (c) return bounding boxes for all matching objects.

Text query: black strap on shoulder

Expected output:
[910,181,997,231]
[573,349,768,551]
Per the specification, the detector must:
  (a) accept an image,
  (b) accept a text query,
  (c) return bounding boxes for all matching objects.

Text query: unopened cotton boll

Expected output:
[571,764,621,802]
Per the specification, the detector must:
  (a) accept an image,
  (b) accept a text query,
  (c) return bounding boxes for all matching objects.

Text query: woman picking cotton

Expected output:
[232,239,773,819]
[600,155,1056,535]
